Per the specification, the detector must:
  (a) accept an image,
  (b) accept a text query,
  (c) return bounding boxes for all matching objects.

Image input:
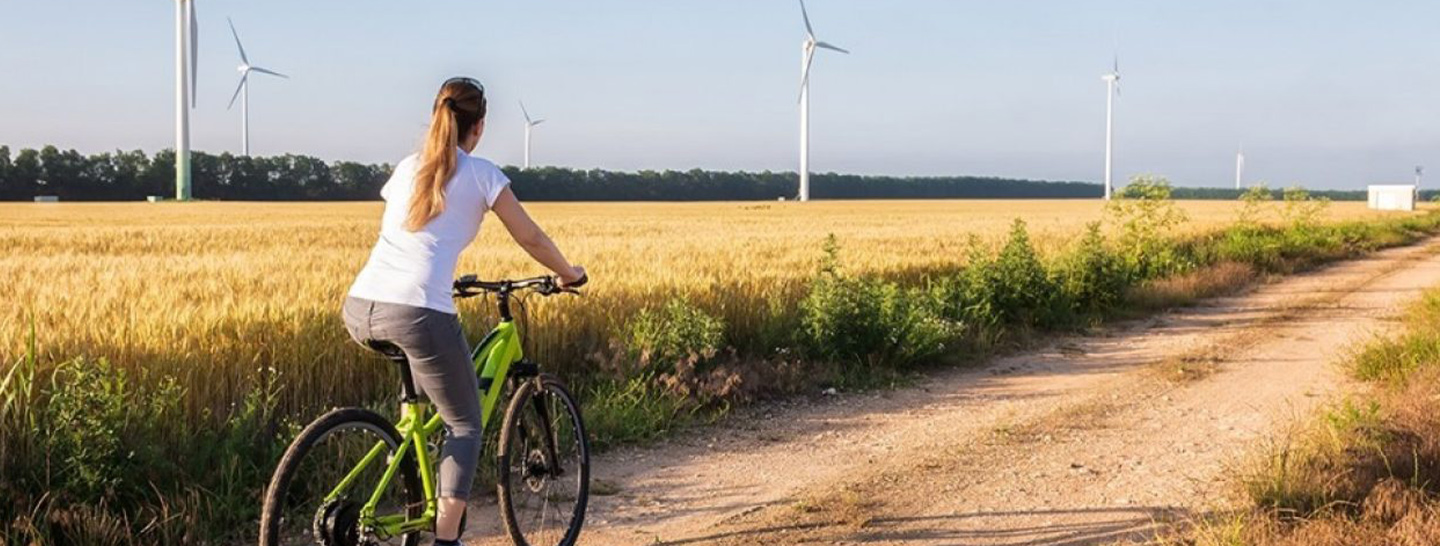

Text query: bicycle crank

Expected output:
[314,499,363,546]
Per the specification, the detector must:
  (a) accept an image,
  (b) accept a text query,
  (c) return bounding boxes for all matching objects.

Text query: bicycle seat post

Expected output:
[367,340,420,403]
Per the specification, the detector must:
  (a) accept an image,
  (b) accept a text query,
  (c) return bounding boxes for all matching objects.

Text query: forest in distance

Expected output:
[0,144,1385,202]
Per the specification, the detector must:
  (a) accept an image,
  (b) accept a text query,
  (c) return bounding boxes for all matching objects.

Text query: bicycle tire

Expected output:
[496,374,591,546]
[259,407,424,546]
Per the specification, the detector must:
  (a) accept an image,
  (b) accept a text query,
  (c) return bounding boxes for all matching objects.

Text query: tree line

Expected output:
[0,145,1100,201]
[0,144,1392,202]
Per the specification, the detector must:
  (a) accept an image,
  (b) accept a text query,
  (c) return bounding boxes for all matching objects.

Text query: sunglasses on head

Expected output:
[444,77,485,94]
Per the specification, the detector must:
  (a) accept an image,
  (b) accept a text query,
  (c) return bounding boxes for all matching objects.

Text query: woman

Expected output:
[343,77,585,546]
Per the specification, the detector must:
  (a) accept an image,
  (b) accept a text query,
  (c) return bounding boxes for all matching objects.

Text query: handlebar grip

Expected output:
[562,273,588,288]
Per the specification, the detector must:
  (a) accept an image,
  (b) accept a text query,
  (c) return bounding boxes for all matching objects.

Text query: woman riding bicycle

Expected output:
[343,76,585,546]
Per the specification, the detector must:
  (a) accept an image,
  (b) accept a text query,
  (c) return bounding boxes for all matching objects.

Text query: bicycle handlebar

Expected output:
[453,273,588,299]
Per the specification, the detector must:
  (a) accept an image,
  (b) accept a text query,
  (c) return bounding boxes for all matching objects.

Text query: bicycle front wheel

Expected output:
[259,407,424,546]
[497,374,591,546]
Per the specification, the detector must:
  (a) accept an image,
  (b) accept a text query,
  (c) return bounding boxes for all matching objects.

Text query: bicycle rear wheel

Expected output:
[497,374,590,546]
[259,407,424,546]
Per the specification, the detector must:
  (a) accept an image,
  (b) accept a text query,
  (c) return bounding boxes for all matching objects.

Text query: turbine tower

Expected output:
[1101,53,1120,200]
[174,0,199,201]
[520,101,545,170]
[1235,145,1246,190]
[227,18,288,157]
[797,0,848,202]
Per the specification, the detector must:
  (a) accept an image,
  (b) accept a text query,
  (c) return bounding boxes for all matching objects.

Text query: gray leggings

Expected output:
[342,296,482,499]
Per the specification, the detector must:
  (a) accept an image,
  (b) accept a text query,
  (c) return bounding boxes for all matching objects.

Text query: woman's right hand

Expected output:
[559,265,587,287]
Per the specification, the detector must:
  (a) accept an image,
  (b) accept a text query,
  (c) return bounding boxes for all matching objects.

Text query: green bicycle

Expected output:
[259,275,590,546]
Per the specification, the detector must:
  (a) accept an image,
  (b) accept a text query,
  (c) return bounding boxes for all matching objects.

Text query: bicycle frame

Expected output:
[323,319,525,539]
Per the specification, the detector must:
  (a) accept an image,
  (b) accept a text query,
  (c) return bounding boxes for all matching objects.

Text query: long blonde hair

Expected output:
[405,78,487,231]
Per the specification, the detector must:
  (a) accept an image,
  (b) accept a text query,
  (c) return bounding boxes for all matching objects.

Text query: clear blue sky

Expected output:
[2,0,1436,189]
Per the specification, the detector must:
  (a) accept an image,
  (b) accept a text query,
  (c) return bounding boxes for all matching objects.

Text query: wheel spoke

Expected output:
[260,410,423,546]
[500,380,588,546]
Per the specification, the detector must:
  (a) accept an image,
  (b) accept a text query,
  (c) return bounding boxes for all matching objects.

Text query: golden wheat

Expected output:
[0,199,1414,417]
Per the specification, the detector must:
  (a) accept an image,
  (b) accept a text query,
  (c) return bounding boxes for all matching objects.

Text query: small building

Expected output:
[147,195,165,203]
[33,195,59,203]
[1368,184,1416,211]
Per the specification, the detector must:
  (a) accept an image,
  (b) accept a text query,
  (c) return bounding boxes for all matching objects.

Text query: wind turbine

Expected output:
[520,101,545,170]
[797,0,848,202]
[173,0,199,201]
[1235,144,1246,190]
[1101,52,1120,200]
[226,18,288,157]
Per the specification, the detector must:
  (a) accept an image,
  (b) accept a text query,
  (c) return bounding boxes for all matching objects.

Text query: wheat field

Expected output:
[0,199,1410,418]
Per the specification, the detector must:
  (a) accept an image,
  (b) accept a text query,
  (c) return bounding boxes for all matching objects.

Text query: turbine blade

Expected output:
[799,0,814,38]
[189,0,199,108]
[250,66,288,79]
[228,75,247,111]
[798,47,816,103]
[520,100,532,123]
[227,17,249,65]
[532,119,546,126]
[815,41,849,54]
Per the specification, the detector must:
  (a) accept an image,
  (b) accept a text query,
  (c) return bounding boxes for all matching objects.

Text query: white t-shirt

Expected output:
[348,149,510,314]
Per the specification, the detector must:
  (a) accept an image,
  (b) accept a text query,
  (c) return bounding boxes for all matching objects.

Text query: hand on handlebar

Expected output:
[559,265,587,288]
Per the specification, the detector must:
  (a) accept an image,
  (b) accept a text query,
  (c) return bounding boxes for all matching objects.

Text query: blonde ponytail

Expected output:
[405,78,487,231]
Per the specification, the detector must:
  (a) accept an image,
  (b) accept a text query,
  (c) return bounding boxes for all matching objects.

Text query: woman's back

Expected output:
[348,150,511,314]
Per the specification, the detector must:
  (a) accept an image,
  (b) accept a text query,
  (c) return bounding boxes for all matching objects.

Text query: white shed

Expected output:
[1368,184,1416,211]
[33,195,59,203]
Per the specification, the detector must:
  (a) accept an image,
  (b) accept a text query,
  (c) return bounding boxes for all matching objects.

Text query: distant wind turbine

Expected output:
[226,18,287,157]
[797,0,848,202]
[173,0,199,201]
[1101,52,1121,200]
[1236,145,1246,190]
[520,101,545,170]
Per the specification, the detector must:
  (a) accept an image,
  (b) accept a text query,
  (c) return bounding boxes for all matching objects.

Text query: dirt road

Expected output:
[464,238,1440,546]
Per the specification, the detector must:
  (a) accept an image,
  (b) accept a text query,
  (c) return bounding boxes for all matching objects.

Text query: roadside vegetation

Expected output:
[4,179,1440,544]
[1176,286,1440,546]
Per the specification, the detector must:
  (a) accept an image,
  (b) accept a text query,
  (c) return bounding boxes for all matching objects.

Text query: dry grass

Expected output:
[1127,261,1258,312]
[1174,293,1440,545]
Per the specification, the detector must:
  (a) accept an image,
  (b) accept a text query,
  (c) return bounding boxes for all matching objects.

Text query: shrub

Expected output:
[941,220,1067,329]
[1056,222,1127,316]
[41,358,185,502]
[799,236,956,368]
[1236,183,1273,228]
[1107,174,1191,279]
[1282,185,1331,233]
[625,297,726,371]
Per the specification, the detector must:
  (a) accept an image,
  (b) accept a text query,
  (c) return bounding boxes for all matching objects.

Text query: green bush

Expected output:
[799,236,956,368]
[2,350,289,544]
[1281,185,1330,233]
[939,220,1069,330]
[1236,183,1273,228]
[1107,175,1191,279]
[42,359,176,500]
[625,298,726,371]
[1056,222,1127,316]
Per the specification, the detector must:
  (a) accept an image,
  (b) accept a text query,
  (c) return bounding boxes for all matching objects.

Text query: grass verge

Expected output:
[1173,288,1440,545]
